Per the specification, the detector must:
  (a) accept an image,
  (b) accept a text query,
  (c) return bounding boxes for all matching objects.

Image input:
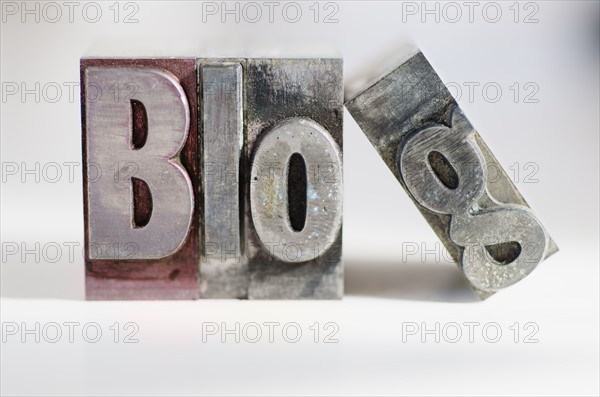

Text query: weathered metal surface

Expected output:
[86,67,193,259]
[199,60,246,298]
[250,117,343,263]
[81,58,199,300]
[244,58,344,299]
[82,57,343,300]
[345,51,557,297]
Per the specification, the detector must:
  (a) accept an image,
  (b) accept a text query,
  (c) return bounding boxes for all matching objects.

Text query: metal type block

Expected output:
[81,58,199,300]
[244,58,344,299]
[345,51,557,297]
[198,60,247,298]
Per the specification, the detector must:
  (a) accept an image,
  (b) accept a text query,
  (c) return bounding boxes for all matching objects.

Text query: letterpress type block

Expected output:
[345,51,557,297]
[198,58,246,298]
[81,58,198,300]
[244,58,344,299]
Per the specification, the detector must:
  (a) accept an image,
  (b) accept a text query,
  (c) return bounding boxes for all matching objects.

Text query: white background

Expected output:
[1,1,599,395]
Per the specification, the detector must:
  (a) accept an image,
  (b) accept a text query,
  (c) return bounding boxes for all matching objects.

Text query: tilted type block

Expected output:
[81,58,199,300]
[345,51,557,297]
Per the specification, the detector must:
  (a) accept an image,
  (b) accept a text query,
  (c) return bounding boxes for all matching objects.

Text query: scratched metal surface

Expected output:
[249,117,343,264]
[244,58,344,299]
[345,51,557,298]
[197,59,248,299]
[86,67,194,260]
[81,58,199,300]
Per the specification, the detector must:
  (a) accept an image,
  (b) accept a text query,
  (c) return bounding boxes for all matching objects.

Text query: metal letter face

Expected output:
[82,59,199,300]
[345,52,557,297]
[250,118,343,265]
[86,67,193,260]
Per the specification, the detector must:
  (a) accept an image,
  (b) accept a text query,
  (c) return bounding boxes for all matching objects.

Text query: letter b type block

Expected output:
[82,58,343,300]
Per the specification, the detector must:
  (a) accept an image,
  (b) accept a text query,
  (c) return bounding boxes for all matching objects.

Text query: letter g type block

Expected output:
[345,51,558,298]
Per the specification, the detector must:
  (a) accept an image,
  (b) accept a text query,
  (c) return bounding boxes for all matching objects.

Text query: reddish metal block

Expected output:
[81,58,199,300]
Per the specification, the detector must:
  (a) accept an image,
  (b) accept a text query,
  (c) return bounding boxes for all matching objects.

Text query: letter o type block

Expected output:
[82,59,198,300]
[345,51,557,298]
[244,59,344,299]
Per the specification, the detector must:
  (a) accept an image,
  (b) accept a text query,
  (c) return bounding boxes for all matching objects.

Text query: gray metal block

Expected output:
[198,58,248,299]
[345,51,557,298]
[244,58,344,299]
